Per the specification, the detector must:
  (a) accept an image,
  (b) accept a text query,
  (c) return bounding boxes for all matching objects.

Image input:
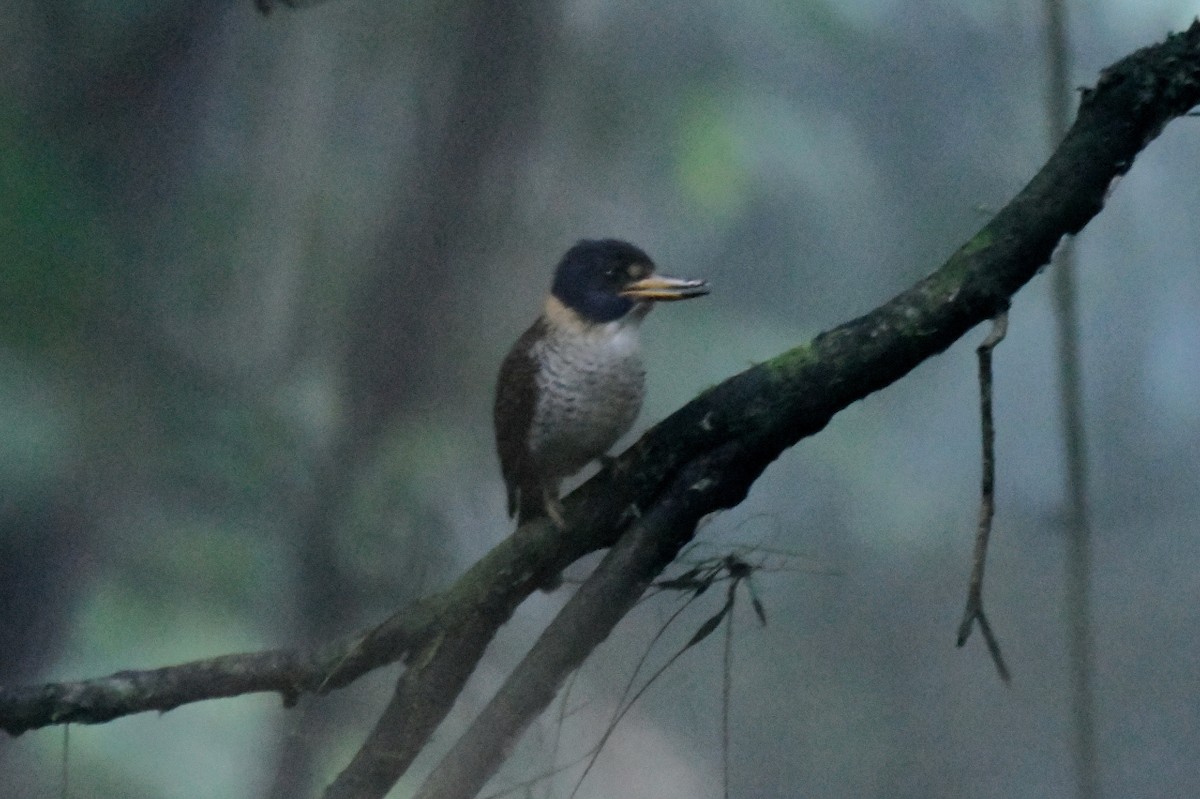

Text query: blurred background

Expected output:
[2,0,1199,797]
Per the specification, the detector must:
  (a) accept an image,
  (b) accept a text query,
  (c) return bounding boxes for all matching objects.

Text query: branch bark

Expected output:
[2,20,1199,798]
[326,23,1200,795]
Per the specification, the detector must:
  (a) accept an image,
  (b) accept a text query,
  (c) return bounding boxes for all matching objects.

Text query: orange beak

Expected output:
[620,275,710,302]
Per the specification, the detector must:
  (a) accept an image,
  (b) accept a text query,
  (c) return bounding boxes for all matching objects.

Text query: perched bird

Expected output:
[494,239,709,528]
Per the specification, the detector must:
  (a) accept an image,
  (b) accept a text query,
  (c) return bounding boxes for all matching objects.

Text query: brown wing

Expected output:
[494,318,545,518]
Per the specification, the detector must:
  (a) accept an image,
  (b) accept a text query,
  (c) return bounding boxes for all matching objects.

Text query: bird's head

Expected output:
[550,239,709,324]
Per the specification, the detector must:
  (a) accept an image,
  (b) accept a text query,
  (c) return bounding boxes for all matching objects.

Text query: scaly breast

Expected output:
[527,323,645,478]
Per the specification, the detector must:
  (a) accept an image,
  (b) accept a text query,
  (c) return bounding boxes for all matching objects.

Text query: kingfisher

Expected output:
[493,239,709,529]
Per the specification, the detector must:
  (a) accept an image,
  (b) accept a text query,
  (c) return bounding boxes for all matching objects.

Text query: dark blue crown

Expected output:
[551,239,654,323]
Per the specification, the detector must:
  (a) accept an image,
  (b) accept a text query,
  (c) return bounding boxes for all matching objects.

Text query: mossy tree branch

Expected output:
[2,20,1199,799]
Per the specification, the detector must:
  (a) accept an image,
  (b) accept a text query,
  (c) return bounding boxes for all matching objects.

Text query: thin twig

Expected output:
[569,559,754,799]
[482,580,712,799]
[568,590,708,797]
[956,313,1012,682]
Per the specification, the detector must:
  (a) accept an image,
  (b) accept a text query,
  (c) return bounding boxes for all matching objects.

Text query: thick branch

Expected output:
[2,26,1199,773]
[330,24,1200,796]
